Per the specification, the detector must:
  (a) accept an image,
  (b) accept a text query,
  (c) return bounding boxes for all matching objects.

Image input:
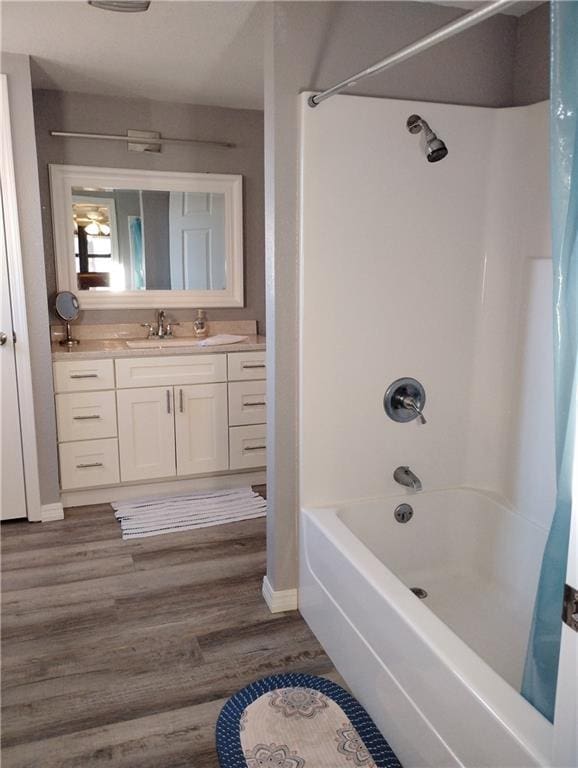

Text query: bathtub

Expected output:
[299,487,553,768]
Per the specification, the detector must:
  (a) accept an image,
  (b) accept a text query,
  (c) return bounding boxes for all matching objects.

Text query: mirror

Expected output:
[50,165,244,309]
[55,290,80,346]
[55,290,80,321]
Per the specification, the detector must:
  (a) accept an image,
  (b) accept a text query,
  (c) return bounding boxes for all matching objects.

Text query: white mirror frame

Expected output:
[49,164,244,309]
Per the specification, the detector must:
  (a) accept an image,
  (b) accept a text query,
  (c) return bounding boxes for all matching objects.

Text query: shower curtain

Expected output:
[522,0,577,723]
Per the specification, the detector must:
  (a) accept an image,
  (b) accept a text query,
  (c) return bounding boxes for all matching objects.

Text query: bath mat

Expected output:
[112,487,266,540]
[216,673,402,768]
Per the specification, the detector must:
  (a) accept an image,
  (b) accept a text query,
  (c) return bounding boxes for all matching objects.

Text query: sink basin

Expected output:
[125,334,249,350]
[125,338,202,349]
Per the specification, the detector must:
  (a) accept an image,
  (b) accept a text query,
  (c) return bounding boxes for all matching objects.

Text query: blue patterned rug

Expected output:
[216,673,402,767]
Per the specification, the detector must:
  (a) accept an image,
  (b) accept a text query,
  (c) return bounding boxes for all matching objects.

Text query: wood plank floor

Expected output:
[1,488,338,767]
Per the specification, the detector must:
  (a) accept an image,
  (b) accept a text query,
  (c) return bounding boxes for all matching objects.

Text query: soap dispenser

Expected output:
[193,309,207,338]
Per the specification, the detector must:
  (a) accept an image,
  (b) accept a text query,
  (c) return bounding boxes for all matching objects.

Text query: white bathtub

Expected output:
[299,487,553,768]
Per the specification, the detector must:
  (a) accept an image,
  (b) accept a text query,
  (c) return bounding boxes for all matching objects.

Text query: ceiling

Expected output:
[1,0,543,110]
[0,1,265,109]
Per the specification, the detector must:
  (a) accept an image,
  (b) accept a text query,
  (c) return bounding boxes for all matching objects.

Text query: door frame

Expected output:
[0,74,41,521]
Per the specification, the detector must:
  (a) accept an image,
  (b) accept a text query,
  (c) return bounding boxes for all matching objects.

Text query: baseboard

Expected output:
[41,502,65,522]
[262,575,299,613]
[61,470,266,508]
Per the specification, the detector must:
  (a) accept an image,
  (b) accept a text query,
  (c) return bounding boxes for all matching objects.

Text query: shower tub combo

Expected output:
[299,488,552,767]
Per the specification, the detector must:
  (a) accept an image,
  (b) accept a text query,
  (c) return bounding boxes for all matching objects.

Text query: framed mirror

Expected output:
[50,165,244,309]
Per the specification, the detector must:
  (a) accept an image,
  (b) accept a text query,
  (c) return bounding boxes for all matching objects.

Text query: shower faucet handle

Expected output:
[401,396,427,425]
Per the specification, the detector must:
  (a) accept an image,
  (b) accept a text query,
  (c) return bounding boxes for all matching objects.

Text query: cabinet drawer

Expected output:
[227,351,266,381]
[116,355,226,389]
[53,359,114,393]
[228,381,267,426]
[229,425,266,470]
[56,391,117,442]
[59,438,120,490]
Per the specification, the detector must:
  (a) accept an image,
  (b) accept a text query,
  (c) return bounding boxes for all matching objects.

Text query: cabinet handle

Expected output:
[241,363,265,369]
[73,415,101,420]
[76,462,103,469]
[166,389,172,414]
[244,445,266,452]
[70,373,98,379]
[244,401,266,407]
[179,388,184,413]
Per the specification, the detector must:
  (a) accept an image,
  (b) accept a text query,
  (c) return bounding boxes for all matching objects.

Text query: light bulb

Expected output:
[85,222,100,236]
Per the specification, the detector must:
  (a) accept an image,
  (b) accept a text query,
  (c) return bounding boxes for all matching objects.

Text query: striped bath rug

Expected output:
[112,487,266,540]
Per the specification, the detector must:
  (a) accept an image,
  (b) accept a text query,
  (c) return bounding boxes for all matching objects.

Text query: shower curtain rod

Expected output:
[308,0,517,108]
[49,131,235,149]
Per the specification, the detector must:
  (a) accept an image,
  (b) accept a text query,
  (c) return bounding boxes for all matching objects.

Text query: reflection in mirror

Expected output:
[72,187,227,293]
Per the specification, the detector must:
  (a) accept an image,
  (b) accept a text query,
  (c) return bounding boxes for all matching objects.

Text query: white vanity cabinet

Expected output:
[117,382,229,482]
[116,386,177,482]
[227,351,267,470]
[53,350,265,495]
[53,360,120,491]
[174,383,229,477]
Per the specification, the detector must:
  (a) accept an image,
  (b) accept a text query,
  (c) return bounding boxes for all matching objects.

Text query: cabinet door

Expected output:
[117,387,176,482]
[175,383,228,476]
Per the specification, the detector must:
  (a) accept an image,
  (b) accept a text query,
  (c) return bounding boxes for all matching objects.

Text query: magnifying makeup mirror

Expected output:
[55,291,80,346]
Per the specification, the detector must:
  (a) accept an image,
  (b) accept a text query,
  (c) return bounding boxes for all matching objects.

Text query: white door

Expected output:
[0,204,26,519]
[169,191,226,290]
[175,383,228,476]
[117,387,176,482]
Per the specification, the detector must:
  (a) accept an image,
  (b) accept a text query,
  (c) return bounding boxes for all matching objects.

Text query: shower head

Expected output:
[406,114,448,163]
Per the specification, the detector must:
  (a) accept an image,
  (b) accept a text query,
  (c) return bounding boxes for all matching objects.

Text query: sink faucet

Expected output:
[156,310,167,338]
[393,466,422,491]
[141,310,179,339]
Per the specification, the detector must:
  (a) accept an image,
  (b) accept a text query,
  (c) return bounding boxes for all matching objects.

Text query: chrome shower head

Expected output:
[406,114,448,163]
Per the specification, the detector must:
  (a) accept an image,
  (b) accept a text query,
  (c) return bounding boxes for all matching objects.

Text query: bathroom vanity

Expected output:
[52,331,266,506]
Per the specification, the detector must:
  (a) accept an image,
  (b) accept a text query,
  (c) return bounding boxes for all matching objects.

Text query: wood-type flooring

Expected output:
[1,488,339,767]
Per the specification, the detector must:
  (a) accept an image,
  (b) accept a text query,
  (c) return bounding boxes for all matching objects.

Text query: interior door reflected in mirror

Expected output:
[72,188,226,292]
[50,166,243,309]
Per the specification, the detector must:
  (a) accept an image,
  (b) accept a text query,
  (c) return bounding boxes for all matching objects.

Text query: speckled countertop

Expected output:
[50,320,265,361]
[51,335,266,361]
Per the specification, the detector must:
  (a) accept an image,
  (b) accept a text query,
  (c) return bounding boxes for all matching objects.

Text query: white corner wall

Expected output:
[466,101,555,533]
[300,94,554,528]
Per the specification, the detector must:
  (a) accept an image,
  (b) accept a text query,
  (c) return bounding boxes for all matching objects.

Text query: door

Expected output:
[117,387,176,482]
[169,191,226,290]
[175,383,228,476]
[0,200,26,519]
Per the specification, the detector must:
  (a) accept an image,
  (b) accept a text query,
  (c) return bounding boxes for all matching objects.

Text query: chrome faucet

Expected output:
[397,394,427,424]
[141,310,179,339]
[393,466,422,491]
[156,309,167,338]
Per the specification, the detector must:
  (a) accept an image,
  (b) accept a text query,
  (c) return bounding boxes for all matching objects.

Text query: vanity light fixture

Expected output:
[88,1,151,12]
[84,221,101,236]
[50,129,235,151]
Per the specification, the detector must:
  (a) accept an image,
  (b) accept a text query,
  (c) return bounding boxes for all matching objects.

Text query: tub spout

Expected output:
[394,466,422,491]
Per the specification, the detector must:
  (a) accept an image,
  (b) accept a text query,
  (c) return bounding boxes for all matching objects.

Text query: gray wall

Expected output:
[513,2,550,106]
[1,53,60,507]
[264,0,549,591]
[141,191,170,290]
[33,89,265,332]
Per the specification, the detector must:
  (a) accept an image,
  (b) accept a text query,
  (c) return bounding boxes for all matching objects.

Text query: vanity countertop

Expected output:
[51,335,266,361]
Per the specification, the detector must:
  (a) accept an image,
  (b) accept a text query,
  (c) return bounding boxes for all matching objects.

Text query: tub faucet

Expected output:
[394,466,422,491]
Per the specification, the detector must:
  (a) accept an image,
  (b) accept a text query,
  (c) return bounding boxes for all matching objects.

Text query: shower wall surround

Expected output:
[300,92,554,533]
[299,92,555,767]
